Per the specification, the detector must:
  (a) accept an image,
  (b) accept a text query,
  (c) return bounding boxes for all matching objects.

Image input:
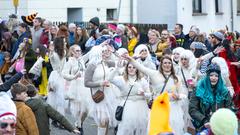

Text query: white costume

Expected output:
[109,68,150,135]
[131,60,186,135]
[62,57,91,121]
[84,45,119,135]
[47,52,66,115]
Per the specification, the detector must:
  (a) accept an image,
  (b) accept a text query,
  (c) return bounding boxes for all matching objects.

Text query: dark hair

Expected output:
[53,37,66,60]
[176,23,183,31]
[222,39,237,61]
[123,62,142,81]
[37,45,47,58]
[19,23,29,31]
[159,56,178,83]
[11,83,28,99]
[26,84,37,97]
[35,17,43,25]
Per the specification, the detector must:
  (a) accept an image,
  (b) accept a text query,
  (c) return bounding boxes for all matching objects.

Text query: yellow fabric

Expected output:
[155,41,169,58]
[149,92,172,135]
[128,37,138,56]
[38,56,49,96]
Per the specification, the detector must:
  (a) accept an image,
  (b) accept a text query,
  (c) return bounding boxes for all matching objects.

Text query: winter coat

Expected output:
[128,37,138,56]
[174,32,185,47]
[11,32,31,58]
[155,41,169,59]
[189,90,232,131]
[14,101,39,135]
[183,34,196,49]
[25,98,74,135]
[0,72,23,92]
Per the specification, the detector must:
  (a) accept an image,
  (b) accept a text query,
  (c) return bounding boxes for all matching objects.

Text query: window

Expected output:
[215,0,223,14]
[106,9,117,21]
[237,0,240,14]
[215,0,219,13]
[192,0,202,13]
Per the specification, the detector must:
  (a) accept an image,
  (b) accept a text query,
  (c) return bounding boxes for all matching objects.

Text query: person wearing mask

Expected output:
[25,84,80,135]
[11,83,39,135]
[174,23,185,48]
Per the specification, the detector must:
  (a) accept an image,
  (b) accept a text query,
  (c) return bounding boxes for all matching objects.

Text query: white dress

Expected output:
[47,52,66,115]
[131,60,186,135]
[62,57,91,118]
[109,69,150,135]
[84,62,119,127]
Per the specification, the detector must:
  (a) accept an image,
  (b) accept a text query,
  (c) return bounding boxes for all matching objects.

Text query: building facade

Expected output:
[0,0,240,33]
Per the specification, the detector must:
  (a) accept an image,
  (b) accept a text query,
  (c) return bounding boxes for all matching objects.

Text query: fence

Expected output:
[52,21,168,33]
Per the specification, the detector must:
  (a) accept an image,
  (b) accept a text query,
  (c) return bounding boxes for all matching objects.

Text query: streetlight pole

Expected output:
[13,0,19,14]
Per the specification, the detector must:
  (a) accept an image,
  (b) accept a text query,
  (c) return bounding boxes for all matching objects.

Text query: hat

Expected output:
[210,108,238,135]
[0,93,17,122]
[207,63,221,75]
[21,12,38,26]
[117,24,125,33]
[149,92,173,135]
[211,31,224,41]
[108,23,117,31]
[190,42,207,50]
[89,17,100,27]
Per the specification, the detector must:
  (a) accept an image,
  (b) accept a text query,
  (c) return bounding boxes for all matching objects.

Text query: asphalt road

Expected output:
[50,112,115,135]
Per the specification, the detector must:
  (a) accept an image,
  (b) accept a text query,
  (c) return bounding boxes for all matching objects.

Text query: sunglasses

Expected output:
[181,58,188,60]
[75,50,81,52]
[0,122,16,129]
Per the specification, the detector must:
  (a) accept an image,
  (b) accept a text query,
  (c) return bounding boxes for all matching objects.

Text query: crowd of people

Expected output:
[0,13,240,135]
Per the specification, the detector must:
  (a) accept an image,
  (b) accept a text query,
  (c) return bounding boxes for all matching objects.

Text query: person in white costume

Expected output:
[177,49,197,132]
[109,61,150,135]
[172,47,185,73]
[134,44,156,70]
[84,44,118,135]
[62,45,91,134]
[123,54,186,135]
[47,37,67,116]
[211,57,234,97]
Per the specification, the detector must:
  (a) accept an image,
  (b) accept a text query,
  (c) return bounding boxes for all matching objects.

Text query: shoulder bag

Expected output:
[91,62,106,103]
[115,81,135,121]
[148,75,171,109]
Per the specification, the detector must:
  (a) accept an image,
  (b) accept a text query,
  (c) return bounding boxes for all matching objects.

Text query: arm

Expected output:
[23,107,39,135]
[84,64,102,88]
[130,58,157,79]
[189,91,207,125]
[62,59,77,81]
[109,69,125,90]
[0,72,23,92]
[46,104,75,132]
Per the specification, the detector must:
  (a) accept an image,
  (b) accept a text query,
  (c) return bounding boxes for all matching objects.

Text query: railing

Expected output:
[52,21,167,33]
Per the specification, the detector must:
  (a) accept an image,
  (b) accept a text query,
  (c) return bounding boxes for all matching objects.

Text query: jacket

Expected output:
[25,98,74,135]
[189,90,232,131]
[155,41,169,58]
[14,101,39,135]
[0,72,23,92]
